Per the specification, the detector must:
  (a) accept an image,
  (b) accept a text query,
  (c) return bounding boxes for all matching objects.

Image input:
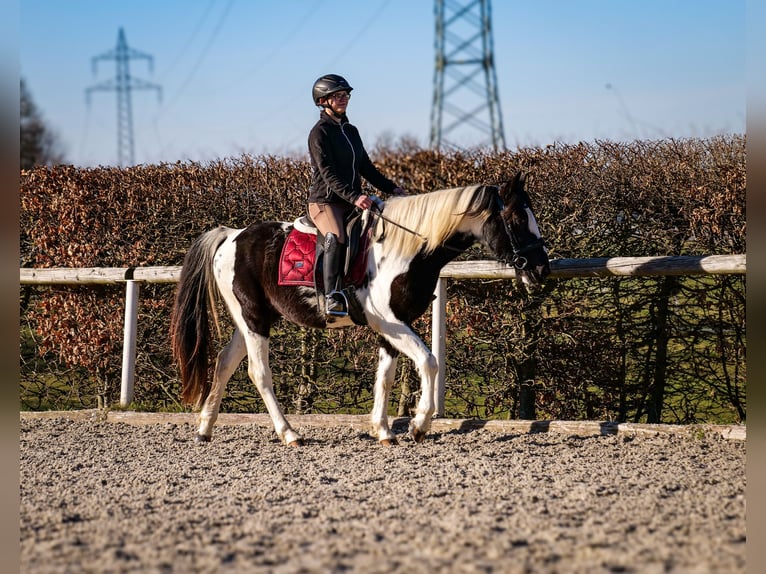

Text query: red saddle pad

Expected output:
[278,226,372,288]
[278,228,316,287]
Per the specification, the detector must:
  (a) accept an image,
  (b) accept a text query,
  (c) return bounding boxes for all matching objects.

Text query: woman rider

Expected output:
[307,74,406,318]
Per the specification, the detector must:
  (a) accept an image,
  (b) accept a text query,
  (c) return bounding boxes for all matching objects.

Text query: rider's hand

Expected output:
[354,194,373,210]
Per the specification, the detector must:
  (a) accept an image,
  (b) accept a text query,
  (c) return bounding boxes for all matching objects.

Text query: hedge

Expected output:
[20,136,745,423]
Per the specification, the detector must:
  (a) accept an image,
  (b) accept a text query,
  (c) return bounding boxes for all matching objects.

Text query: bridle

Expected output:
[495,194,546,271]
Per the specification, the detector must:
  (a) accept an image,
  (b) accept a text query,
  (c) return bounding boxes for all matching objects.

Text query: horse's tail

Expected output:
[170,226,232,409]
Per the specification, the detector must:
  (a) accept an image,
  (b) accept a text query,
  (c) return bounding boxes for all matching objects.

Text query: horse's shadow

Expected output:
[412,419,620,443]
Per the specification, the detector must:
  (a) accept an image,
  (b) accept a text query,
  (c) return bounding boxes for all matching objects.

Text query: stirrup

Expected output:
[326,290,348,317]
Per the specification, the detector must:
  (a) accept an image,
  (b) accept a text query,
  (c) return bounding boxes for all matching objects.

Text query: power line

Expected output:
[162,0,235,112]
[218,0,326,91]
[235,0,391,148]
[149,0,234,161]
[160,0,218,81]
[323,0,393,69]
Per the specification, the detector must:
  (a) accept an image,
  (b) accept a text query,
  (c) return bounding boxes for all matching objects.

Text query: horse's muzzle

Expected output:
[523,262,550,285]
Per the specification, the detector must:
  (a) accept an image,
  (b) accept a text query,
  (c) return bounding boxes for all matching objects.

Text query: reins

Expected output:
[368,201,468,254]
[365,190,545,266]
[369,202,427,242]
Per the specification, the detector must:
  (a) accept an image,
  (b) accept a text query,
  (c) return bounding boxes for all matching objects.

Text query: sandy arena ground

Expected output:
[20,414,745,573]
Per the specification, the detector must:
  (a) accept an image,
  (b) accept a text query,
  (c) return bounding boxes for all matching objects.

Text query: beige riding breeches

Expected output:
[308,202,351,244]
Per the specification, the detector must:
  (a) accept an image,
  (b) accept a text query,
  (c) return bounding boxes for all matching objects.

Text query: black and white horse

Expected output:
[170,172,550,445]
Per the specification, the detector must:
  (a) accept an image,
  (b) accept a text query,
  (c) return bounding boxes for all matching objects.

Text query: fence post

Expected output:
[432,278,447,417]
[120,280,139,407]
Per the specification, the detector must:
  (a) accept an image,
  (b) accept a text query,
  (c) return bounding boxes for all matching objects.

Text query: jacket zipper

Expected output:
[340,123,357,198]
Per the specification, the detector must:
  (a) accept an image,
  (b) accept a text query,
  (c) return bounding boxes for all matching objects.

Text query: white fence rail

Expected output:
[20,255,746,413]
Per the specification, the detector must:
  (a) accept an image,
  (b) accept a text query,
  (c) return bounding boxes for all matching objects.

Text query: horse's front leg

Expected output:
[408,349,438,443]
[245,333,303,446]
[370,342,399,446]
[373,323,438,443]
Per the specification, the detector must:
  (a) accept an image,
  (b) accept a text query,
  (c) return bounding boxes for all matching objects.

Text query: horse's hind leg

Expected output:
[244,332,303,446]
[371,343,399,445]
[197,329,247,442]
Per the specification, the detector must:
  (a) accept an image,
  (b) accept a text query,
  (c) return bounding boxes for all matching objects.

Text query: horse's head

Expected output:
[484,172,550,285]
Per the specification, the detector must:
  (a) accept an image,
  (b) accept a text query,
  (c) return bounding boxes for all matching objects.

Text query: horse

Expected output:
[170,171,550,446]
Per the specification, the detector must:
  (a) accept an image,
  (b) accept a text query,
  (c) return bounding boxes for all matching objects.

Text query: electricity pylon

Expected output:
[86,27,162,166]
[430,0,506,151]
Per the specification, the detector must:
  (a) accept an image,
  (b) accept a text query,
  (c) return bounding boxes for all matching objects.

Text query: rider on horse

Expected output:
[307,74,407,318]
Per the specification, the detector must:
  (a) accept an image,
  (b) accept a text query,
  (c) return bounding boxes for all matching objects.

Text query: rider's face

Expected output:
[324,91,350,115]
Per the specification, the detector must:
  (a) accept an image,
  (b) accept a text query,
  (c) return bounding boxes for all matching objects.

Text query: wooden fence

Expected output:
[20,255,746,415]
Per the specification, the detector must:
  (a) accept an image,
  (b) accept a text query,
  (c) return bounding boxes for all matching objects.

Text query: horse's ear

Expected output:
[513,171,526,191]
[499,171,525,203]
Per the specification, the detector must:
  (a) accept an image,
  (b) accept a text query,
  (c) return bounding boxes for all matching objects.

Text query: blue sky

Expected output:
[20,0,745,167]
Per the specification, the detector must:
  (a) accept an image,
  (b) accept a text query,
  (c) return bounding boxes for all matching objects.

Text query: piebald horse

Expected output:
[170,172,550,445]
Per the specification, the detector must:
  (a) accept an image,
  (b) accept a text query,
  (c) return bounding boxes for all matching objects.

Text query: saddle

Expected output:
[278,208,375,291]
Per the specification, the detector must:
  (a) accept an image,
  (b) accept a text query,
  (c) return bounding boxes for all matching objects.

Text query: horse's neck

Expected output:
[411,233,475,272]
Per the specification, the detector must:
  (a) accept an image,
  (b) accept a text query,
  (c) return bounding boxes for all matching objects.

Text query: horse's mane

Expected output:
[374,185,495,260]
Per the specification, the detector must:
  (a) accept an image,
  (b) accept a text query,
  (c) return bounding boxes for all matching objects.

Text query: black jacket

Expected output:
[308,110,396,205]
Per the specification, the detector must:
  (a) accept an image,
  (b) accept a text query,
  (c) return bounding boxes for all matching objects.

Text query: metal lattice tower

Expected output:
[86,28,162,166]
[430,0,506,151]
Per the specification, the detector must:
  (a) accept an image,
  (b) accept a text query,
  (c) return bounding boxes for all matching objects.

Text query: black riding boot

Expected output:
[323,232,348,317]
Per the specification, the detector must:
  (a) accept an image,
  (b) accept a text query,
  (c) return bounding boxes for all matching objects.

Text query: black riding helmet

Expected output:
[312,74,353,106]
